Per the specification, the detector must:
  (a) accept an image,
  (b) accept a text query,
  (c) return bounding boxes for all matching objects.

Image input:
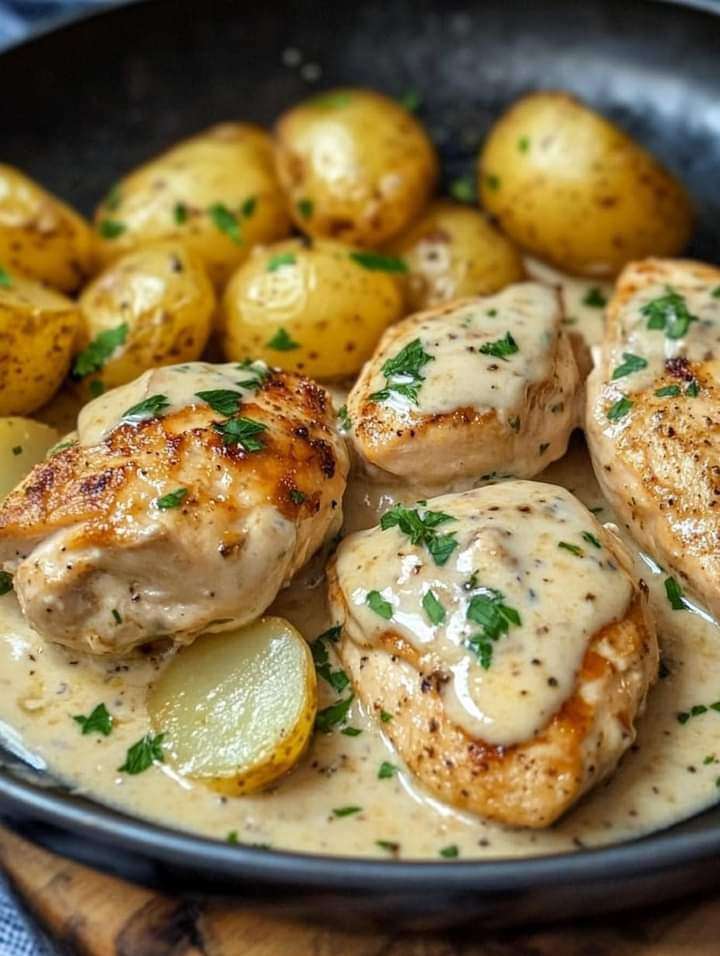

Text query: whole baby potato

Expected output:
[478,92,693,277]
[222,238,405,380]
[274,88,438,247]
[0,270,80,415]
[387,199,524,310]
[0,164,96,292]
[74,242,215,395]
[94,124,291,285]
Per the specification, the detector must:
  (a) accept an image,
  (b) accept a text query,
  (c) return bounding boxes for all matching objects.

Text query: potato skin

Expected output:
[94,123,291,285]
[387,199,524,310]
[75,242,215,394]
[0,164,96,293]
[478,92,693,277]
[0,273,80,415]
[222,238,405,380]
[274,88,438,247]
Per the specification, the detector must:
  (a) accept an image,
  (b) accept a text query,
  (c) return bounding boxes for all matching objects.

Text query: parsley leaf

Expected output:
[266,327,300,351]
[465,587,521,670]
[559,541,584,557]
[311,91,352,109]
[235,358,270,391]
[195,389,243,416]
[581,531,602,549]
[641,286,698,339]
[665,576,690,611]
[378,761,399,779]
[479,331,519,361]
[517,135,531,153]
[337,405,352,432]
[297,198,314,220]
[350,251,408,273]
[686,379,700,397]
[333,805,362,817]
[380,710,393,723]
[369,338,434,405]
[366,590,393,620]
[208,203,242,245]
[712,286,720,299]
[398,89,422,112]
[0,571,12,596]
[449,176,475,203]
[73,703,113,736]
[655,385,681,397]
[174,202,188,224]
[118,732,165,774]
[422,589,446,625]
[315,695,354,732]
[311,632,350,692]
[611,352,647,380]
[485,173,501,191]
[289,489,306,505]
[341,726,362,737]
[440,844,459,858]
[213,416,267,451]
[73,324,128,377]
[267,252,297,272]
[103,184,122,211]
[0,265,12,288]
[241,196,256,218]
[99,219,126,239]
[607,396,633,422]
[583,287,607,308]
[121,394,170,424]
[380,503,457,566]
[156,488,188,510]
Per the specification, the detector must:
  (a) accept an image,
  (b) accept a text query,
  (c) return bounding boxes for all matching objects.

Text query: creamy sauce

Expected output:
[2,436,720,859]
[332,481,633,745]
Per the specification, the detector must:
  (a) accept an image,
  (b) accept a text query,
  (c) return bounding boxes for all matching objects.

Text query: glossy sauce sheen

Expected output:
[2,437,720,859]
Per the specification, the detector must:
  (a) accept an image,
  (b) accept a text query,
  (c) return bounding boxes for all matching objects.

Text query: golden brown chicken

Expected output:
[328,481,657,827]
[0,361,348,655]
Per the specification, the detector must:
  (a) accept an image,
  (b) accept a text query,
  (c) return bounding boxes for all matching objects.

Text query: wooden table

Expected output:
[2,827,720,955]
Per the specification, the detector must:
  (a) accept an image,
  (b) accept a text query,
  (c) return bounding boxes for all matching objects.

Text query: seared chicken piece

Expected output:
[328,481,657,827]
[586,259,720,619]
[347,282,582,493]
[0,362,348,655]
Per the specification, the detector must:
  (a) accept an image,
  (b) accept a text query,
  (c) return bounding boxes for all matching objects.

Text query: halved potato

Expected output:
[0,418,59,498]
[148,617,316,795]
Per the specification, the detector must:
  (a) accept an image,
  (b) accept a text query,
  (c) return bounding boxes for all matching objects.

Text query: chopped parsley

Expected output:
[195,389,243,416]
[227,831,239,844]
[466,587,521,669]
[677,701,720,724]
[90,380,105,398]
[350,251,408,273]
[241,196,257,218]
[118,732,165,774]
[517,135,530,153]
[583,287,607,308]
[378,761,399,779]
[581,531,602,549]
[11,446,21,456]
[375,840,400,854]
[316,625,341,643]
[0,571,12,596]
[712,286,720,299]
[380,710,393,723]
[440,844,459,858]
[311,91,351,109]
[0,265,12,288]
[558,540,584,557]
[479,331,518,361]
[315,694,353,732]
[267,252,297,272]
[337,405,352,432]
[655,385,681,397]
[98,219,126,239]
[103,184,122,211]
[485,173,501,191]
[611,352,647,380]
[398,89,422,112]
[686,378,700,397]
[297,198,314,220]
[449,176,475,203]
[366,590,393,620]
[341,726,362,737]
[422,589,446,625]
[213,416,267,451]
[121,394,170,424]
[369,338,434,405]
[380,503,457,566]
[311,633,350,693]
[642,286,698,339]
[665,576,690,611]
[73,703,113,736]
[607,396,633,422]
[174,202,188,224]
[208,203,242,245]
[112,609,122,625]
[73,323,129,378]
[266,327,300,351]
[333,805,362,817]
[236,359,270,391]
[289,489,306,505]
[156,488,188,510]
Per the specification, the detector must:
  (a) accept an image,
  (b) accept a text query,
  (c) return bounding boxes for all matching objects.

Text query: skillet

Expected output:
[1,0,720,931]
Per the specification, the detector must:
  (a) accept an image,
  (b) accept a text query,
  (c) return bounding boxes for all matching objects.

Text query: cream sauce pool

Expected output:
[1,433,720,860]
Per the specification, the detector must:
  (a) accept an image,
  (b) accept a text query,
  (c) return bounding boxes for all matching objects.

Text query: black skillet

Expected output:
[1,0,720,931]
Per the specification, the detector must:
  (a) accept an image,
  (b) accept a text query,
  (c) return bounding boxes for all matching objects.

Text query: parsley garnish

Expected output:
[449,176,475,203]
[118,732,165,774]
[341,726,362,737]
[0,571,13,596]
[422,589,446,625]
[350,251,408,273]
[380,710,393,723]
[607,396,633,422]
[517,136,530,153]
[366,590,393,620]
[267,252,296,272]
[73,703,113,736]
[678,701,720,724]
[655,385,681,397]
[581,531,601,549]
[317,625,341,643]
[315,695,354,732]
[612,352,647,380]
[73,324,128,378]
[0,265,12,288]
[375,840,400,854]
[398,89,421,112]
[241,196,256,218]
[236,358,270,390]
[90,380,105,398]
[208,203,242,245]
[380,503,457,566]
[440,844,459,858]
[686,379,700,397]
[311,91,351,108]
[11,446,21,456]
[479,331,518,361]
[712,286,720,299]
[99,219,126,239]
[112,609,122,625]
[266,327,300,350]
[121,394,170,424]
[333,805,362,817]
[583,287,607,308]
[485,173,501,191]
[227,830,239,844]
[465,587,521,669]
[213,416,267,451]
[174,202,188,224]
[103,184,122,211]
[665,576,690,611]
[311,633,350,693]
[156,488,188,510]
[559,541,584,557]
[642,287,698,339]
[378,761,398,779]
[297,198,314,220]
[195,389,243,416]
[370,338,434,405]
[289,489,306,505]
[337,405,352,432]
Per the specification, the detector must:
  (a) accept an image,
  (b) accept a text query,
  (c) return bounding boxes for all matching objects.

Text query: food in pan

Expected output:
[0,86,718,861]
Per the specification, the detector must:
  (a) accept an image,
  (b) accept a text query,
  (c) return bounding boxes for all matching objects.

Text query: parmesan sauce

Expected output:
[1,436,720,860]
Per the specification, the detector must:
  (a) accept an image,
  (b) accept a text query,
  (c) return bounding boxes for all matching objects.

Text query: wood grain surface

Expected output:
[1,827,719,955]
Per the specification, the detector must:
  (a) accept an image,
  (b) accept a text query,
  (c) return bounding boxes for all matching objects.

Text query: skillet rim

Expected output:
[1,0,720,891]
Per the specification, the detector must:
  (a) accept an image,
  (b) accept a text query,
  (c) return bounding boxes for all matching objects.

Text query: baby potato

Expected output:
[478,92,693,277]
[274,88,438,246]
[0,164,96,292]
[387,199,524,310]
[0,270,80,415]
[148,617,317,795]
[74,242,214,394]
[94,123,291,285]
[222,238,405,380]
[0,418,59,499]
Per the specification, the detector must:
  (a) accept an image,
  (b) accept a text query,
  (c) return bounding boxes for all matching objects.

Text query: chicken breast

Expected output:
[346,282,582,493]
[586,259,720,619]
[0,361,348,655]
[327,481,657,828]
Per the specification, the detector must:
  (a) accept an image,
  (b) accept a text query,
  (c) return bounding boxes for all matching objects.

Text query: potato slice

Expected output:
[0,417,59,498]
[148,617,317,795]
